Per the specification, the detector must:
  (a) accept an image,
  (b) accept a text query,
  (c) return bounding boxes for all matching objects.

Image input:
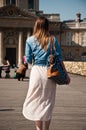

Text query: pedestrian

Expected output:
[15,63,28,81]
[3,56,10,67]
[22,16,70,130]
[2,56,10,78]
[23,55,26,64]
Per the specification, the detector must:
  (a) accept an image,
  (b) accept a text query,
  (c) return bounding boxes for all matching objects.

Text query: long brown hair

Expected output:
[33,16,50,50]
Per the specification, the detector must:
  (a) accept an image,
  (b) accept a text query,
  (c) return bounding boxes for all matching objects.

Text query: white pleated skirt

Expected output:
[22,65,56,121]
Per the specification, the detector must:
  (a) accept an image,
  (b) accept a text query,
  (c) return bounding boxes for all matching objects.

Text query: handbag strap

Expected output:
[49,36,56,54]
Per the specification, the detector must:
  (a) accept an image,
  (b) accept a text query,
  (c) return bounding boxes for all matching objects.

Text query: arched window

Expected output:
[28,0,34,9]
[6,0,16,5]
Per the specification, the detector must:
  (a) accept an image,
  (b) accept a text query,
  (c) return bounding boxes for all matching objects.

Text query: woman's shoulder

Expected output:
[52,35,59,45]
[50,35,56,41]
[27,35,36,43]
[50,35,58,44]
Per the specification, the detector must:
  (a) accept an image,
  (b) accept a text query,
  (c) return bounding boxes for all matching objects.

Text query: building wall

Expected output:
[17,0,28,9]
[61,31,86,61]
[60,14,86,61]
[0,28,32,66]
[18,0,38,10]
[0,0,39,10]
[64,61,86,76]
[0,0,4,7]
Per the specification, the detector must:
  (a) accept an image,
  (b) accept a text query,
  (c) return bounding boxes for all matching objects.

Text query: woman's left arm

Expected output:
[55,37,70,84]
[61,61,70,84]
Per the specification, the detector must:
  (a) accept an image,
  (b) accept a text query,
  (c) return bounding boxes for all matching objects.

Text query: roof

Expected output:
[0,5,36,19]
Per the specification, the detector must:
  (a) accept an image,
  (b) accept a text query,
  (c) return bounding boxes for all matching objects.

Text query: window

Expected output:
[28,0,34,9]
[82,32,86,46]
[6,0,16,5]
[66,32,72,46]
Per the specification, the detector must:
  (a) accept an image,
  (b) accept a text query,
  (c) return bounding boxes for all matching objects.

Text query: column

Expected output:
[16,0,19,6]
[35,0,39,10]
[0,32,3,65]
[18,32,23,66]
[34,0,36,10]
[27,31,31,38]
[34,0,39,10]
[33,0,35,9]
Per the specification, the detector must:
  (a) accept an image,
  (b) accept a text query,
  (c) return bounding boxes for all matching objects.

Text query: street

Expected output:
[0,70,86,130]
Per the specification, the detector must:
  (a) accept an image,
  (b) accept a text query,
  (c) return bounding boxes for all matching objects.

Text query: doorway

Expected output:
[6,48,16,67]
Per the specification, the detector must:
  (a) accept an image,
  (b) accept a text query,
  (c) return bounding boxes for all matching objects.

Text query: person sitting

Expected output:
[2,56,10,78]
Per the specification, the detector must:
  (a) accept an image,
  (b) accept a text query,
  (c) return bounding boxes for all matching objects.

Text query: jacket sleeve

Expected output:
[54,37,63,61]
[25,40,32,64]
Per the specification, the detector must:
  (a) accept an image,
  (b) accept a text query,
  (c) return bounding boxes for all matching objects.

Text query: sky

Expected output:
[39,0,86,21]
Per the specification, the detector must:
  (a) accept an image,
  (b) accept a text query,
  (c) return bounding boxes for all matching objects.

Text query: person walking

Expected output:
[22,16,70,130]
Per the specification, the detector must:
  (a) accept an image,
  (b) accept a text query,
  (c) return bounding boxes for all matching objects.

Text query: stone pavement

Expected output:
[0,69,86,130]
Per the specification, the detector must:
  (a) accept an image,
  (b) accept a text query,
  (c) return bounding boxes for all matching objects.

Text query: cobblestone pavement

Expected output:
[0,69,86,130]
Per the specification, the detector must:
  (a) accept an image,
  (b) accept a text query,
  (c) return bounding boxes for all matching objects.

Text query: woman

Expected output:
[23,16,70,130]
[4,56,10,66]
[2,56,10,78]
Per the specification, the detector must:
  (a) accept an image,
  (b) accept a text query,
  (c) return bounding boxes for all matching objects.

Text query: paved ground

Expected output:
[0,69,86,130]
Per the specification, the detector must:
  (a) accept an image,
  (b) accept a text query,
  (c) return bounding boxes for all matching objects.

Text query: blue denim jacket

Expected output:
[25,36,62,66]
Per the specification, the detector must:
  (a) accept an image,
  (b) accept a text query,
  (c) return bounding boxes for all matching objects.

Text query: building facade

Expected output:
[0,0,38,66]
[0,0,39,10]
[61,13,86,61]
[0,0,86,67]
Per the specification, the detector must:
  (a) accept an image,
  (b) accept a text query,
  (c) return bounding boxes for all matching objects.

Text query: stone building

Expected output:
[0,0,86,67]
[0,0,38,67]
[61,13,86,61]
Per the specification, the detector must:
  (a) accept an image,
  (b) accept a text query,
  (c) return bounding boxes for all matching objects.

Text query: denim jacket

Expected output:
[25,36,62,66]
